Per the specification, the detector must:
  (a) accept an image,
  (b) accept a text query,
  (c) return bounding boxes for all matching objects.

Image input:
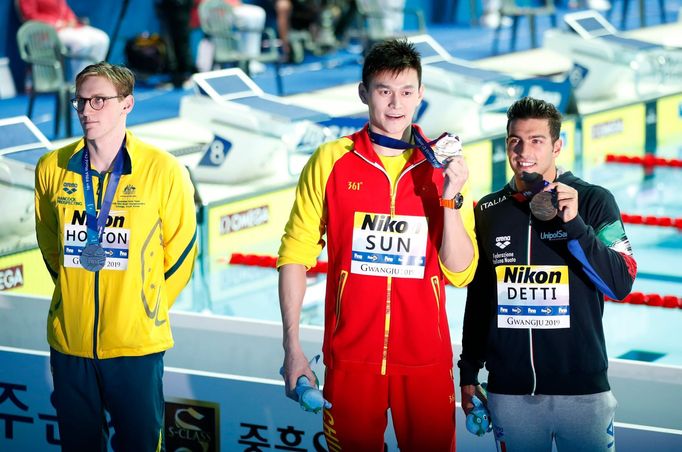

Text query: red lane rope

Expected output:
[621,213,682,230]
[606,154,682,168]
[229,253,328,274]
[606,292,682,309]
[230,254,681,309]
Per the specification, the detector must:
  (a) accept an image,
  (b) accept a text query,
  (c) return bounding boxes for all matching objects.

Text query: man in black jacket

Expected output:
[458,97,637,451]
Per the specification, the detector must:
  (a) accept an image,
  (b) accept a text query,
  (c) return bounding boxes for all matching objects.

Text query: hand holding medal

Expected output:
[368,127,463,169]
[414,131,463,169]
[432,133,463,165]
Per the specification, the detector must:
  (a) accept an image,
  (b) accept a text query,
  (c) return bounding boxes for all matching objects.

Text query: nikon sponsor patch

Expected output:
[350,212,428,279]
[496,265,570,329]
[62,209,130,271]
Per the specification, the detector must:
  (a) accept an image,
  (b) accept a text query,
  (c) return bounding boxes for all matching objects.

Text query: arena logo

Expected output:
[0,265,24,291]
[495,235,511,249]
[591,119,624,139]
[220,206,269,234]
[62,182,78,195]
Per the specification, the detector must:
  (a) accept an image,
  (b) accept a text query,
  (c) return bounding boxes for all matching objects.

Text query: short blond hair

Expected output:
[75,62,135,97]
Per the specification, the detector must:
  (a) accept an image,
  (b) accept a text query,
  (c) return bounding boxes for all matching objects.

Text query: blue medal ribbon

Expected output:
[368,126,448,168]
[80,143,125,271]
[513,171,558,221]
[511,171,550,202]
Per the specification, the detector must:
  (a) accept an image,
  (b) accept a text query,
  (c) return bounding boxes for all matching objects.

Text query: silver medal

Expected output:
[81,243,106,272]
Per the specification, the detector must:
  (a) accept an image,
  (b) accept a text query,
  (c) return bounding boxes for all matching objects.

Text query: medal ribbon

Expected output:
[511,171,550,202]
[81,144,125,246]
[368,126,448,168]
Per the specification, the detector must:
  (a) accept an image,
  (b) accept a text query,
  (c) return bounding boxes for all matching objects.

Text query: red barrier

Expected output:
[606,292,682,309]
[606,154,682,168]
[621,213,682,230]
[229,253,328,274]
[231,253,682,310]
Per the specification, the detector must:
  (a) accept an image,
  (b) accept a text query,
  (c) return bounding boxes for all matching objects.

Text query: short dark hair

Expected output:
[506,97,562,142]
[76,62,135,98]
[362,39,421,87]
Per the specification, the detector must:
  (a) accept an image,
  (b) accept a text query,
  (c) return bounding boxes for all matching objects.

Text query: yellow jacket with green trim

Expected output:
[35,130,197,359]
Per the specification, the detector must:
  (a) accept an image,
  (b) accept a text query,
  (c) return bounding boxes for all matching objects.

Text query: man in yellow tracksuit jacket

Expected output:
[34,62,197,451]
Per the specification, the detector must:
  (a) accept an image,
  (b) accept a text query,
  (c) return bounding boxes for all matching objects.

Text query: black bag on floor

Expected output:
[124,33,169,74]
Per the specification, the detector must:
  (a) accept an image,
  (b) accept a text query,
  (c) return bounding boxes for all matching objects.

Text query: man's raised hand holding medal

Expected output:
[421,133,473,273]
[432,133,468,204]
[544,181,579,223]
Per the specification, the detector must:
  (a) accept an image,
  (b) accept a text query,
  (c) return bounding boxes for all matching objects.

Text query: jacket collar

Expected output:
[66,130,134,175]
[350,123,430,167]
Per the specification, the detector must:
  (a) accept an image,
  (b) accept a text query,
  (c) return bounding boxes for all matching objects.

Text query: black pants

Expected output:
[156,0,194,85]
[50,348,166,451]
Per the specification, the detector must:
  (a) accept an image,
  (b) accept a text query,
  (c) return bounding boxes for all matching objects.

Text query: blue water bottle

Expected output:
[294,374,332,414]
[466,395,492,437]
[280,355,332,414]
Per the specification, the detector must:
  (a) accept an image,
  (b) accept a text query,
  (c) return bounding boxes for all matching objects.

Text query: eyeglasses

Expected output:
[70,96,122,112]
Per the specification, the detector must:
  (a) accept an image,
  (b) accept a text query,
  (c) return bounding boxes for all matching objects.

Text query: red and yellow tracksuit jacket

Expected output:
[278,124,477,375]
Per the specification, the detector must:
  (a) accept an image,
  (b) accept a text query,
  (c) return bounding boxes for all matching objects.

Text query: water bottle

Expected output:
[294,375,332,414]
[280,354,332,414]
[465,395,492,437]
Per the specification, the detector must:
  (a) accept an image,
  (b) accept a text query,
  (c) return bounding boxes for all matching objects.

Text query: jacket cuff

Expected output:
[562,214,588,240]
[457,359,480,386]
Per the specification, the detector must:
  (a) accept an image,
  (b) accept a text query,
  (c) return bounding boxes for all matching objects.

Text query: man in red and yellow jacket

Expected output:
[278,39,477,451]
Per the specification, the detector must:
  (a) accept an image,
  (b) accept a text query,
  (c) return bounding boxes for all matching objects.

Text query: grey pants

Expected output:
[487,391,618,452]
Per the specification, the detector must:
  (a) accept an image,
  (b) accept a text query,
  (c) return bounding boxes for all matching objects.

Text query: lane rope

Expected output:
[606,154,682,168]
[228,253,681,309]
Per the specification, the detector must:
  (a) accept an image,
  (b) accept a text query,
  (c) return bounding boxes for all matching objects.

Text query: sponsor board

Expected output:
[656,93,682,145]
[0,265,23,291]
[207,186,296,261]
[0,249,52,296]
[582,105,645,174]
[165,398,220,451]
